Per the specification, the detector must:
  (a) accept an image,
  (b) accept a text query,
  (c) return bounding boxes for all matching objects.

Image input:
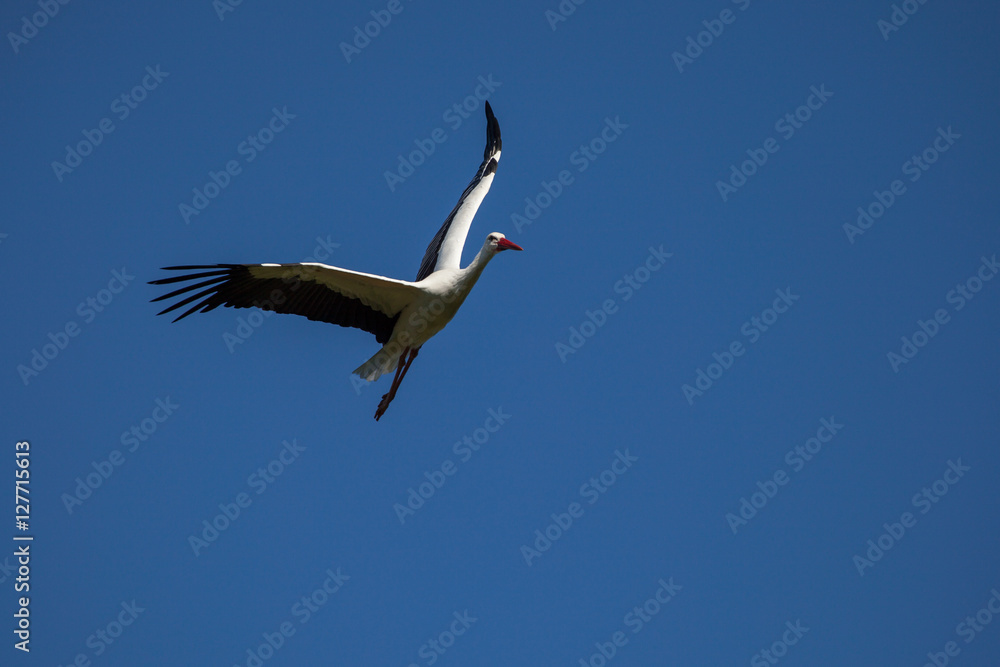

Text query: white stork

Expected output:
[150,101,521,420]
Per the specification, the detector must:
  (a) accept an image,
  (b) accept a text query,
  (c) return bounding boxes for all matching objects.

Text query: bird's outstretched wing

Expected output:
[415,101,501,281]
[149,263,421,344]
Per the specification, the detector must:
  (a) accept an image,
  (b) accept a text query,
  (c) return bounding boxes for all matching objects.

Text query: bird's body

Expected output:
[353,248,488,381]
[150,102,521,419]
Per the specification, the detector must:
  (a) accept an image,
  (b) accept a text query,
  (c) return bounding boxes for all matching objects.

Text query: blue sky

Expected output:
[2,0,999,665]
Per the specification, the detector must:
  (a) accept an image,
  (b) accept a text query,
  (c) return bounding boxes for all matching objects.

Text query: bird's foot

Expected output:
[374,394,391,421]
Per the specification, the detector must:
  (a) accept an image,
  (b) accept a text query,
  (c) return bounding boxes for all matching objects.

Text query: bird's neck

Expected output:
[460,247,494,285]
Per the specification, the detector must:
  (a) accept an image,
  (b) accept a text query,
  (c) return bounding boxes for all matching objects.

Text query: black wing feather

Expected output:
[149,264,400,344]
[414,101,501,282]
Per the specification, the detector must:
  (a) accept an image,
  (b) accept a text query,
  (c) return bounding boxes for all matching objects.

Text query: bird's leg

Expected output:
[387,349,408,394]
[396,347,420,386]
[375,348,410,421]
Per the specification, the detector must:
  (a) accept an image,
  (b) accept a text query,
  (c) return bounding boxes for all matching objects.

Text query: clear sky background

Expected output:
[2,1,999,665]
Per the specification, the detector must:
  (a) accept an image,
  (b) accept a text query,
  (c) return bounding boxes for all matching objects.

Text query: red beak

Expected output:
[497,238,523,252]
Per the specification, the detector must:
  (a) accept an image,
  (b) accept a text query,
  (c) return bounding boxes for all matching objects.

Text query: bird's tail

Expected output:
[352,345,401,382]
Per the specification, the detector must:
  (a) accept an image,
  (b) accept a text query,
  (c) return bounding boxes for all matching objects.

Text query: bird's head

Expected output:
[486,232,523,254]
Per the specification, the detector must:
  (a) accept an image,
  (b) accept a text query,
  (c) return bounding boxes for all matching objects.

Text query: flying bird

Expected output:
[150,101,520,420]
